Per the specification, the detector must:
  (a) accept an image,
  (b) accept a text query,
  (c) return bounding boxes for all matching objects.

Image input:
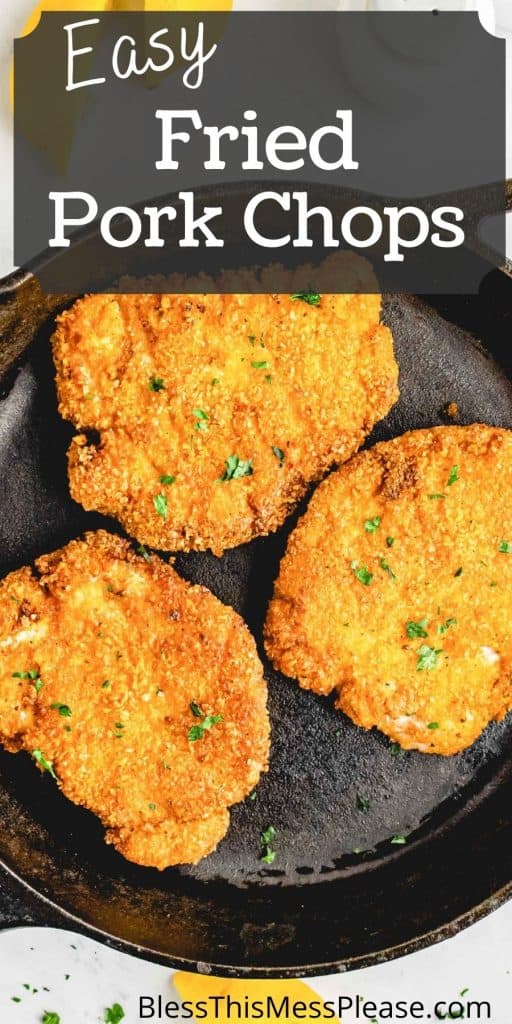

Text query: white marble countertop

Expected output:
[0,1,511,1018]
[0,903,511,1023]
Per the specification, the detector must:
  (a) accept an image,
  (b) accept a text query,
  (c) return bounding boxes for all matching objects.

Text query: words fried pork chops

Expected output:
[0,532,269,868]
[265,426,512,755]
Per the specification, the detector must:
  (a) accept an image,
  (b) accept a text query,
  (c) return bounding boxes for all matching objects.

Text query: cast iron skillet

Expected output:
[0,188,512,977]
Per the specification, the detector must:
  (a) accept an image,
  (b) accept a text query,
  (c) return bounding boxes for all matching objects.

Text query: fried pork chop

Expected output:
[0,531,269,868]
[265,425,512,755]
[52,286,398,554]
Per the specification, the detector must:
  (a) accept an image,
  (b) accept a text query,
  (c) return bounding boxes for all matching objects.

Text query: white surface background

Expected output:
[0,2,511,1021]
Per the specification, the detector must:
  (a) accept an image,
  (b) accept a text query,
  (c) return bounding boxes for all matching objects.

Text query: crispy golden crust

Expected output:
[265,425,512,756]
[52,287,398,554]
[0,531,269,869]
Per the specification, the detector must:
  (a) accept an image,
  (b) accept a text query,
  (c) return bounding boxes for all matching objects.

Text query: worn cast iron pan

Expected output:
[0,190,512,976]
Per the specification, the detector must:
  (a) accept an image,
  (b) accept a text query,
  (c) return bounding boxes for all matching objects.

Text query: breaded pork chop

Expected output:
[265,425,512,756]
[52,288,398,554]
[0,531,269,869]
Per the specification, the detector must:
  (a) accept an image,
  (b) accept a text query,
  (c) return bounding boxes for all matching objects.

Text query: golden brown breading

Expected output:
[0,531,269,868]
[265,425,512,756]
[52,286,398,554]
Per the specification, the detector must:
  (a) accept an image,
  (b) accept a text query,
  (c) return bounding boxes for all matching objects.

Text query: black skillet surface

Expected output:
[0,268,511,975]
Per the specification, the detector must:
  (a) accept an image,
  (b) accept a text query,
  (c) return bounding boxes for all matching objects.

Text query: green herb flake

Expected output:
[251,360,270,370]
[390,835,407,846]
[221,455,253,481]
[160,474,176,486]
[50,703,72,718]
[32,749,56,780]
[149,376,165,392]
[380,558,396,580]
[136,544,151,563]
[438,617,457,635]
[12,997,21,1003]
[428,493,446,500]
[417,645,442,671]
[102,680,110,689]
[386,536,395,548]
[148,803,157,811]
[105,1005,125,1024]
[454,567,463,577]
[389,742,403,757]
[499,540,512,554]
[13,669,43,694]
[291,291,321,306]
[406,619,429,639]
[447,464,459,487]
[42,1014,61,1024]
[364,516,381,533]
[265,374,273,383]
[188,703,223,742]
[427,722,440,730]
[153,493,168,520]
[356,794,371,813]
[193,409,209,432]
[272,446,285,465]
[260,824,277,864]
[351,562,373,586]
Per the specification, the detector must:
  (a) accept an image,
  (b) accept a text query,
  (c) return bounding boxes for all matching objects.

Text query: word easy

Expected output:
[65,18,217,92]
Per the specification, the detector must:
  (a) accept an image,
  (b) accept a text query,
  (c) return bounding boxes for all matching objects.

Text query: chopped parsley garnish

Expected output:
[454,567,463,577]
[193,409,209,432]
[32,749,56,780]
[386,536,395,548]
[364,516,381,533]
[12,669,43,694]
[438,617,457,634]
[136,544,151,563]
[406,619,429,639]
[160,474,176,486]
[114,723,124,739]
[499,540,512,554]
[251,360,270,369]
[105,1005,125,1024]
[417,645,442,671]
[356,794,371,813]
[428,493,446,500]
[50,703,72,718]
[265,374,272,383]
[149,376,165,392]
[260,824,277,864]
[212,377,221,385]
[351,562,373,586]
[390,835,407,845]
[272,446,285,465]
[42,1014,60,1024]
[428,722,440,730]
[291,291,321,306]
[188,702,222,742]
[389,741,403,757]
[148,803,157,811]
[102,680,110,689]
[380,558,396,580]
[153,493,167,520]
[447,464,459,486]
[221,455,253,481]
